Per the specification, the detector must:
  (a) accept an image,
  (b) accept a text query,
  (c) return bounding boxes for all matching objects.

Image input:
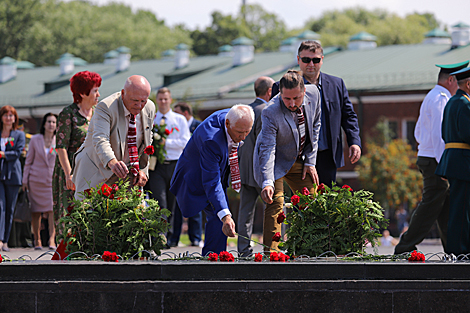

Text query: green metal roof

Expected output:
[16,61,35,69]
[104,50,119,58]
[281,37,298,45]
[162,49,175,57]
[218,45,233,52]
[425,28,451,38]
[0,57,16,65]
[175,43,190,50]
[231,37,254,46]
[350,31,377,42]
[116,46,131,54]
[452,22,470,28]
[296,30,320,40]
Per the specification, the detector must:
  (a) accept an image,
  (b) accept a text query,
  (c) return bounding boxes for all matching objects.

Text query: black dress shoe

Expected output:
[168,242,178,247]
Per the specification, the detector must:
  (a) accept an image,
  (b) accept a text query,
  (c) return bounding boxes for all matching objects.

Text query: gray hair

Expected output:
[226,104,254,124]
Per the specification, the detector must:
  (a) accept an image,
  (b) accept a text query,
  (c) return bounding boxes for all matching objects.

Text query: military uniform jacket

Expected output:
[435,89,470,181]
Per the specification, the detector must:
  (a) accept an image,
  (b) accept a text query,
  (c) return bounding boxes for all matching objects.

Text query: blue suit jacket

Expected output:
[0,130,25,185]
[272,72,361,168]
[170,109,230,218]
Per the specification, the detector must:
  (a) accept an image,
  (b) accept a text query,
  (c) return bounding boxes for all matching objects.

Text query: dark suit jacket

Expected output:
[0,129,25,185]
[239,98,265,188]
[271,72,361,168]
[436,89,470,181]
[189,118,202,134]
[170,109,231,218]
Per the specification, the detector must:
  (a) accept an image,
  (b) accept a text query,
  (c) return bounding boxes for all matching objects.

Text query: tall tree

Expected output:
[306,7,441,47]
[0,0,46,59]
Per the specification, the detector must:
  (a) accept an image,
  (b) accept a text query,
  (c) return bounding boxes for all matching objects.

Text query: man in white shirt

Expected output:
[145,88,190,245]
[394,61,469,254]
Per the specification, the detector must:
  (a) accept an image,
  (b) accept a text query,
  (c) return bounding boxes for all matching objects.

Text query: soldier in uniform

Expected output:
[395,61,468,254]
[436,66,470,255]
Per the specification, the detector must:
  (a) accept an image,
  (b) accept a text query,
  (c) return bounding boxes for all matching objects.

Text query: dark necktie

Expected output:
[297,106,306,156]
[128,114,139,176]
[229,143,241,193]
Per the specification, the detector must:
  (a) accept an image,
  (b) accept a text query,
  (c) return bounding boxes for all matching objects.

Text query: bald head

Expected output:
[254,76,275,101]
[121,75,151,116]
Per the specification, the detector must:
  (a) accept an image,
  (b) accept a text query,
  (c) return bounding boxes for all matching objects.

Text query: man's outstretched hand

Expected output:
[222,215,236,237]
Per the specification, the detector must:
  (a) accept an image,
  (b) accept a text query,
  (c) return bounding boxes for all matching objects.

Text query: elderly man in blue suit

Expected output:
[271,40,361,186]
[170,104,254,255]
[254,70,322,252]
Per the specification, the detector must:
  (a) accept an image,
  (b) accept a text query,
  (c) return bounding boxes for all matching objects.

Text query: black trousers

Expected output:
[394,157,449,254]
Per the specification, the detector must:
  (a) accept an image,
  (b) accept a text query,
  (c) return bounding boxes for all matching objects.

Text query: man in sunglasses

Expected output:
[271,40,361,187]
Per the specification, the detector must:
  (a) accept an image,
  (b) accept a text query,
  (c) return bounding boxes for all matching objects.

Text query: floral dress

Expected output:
[52,103,90,226]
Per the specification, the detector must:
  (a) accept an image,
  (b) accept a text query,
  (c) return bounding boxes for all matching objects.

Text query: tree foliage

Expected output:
[355,120,423,214]
[307,7,440,47]
[6,0,191,66]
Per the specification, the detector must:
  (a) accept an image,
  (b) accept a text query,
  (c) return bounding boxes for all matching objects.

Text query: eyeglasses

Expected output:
[299,57,321,64]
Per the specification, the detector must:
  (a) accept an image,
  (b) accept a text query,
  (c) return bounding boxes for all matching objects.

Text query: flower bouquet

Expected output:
[59,179,170,259]
[149,118,179,170]
[280,184,388,257]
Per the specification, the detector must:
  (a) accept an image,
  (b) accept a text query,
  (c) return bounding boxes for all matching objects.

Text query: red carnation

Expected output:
[102,251,119,262]
[317,183,326,194]
[174,127,179,132]
[254,253,263,262]
[100,184,112,197]
[111,184,119,193]
[299,204,307,211]
[144,145,154,155]
[84,189,92,197]
[302,187,310,196]
[279,253,290,262]
[272,232,281,242]
[277,211,286,224]
[291,195,300,206]
[408,250,425,262]
[208,252,218,262]
[0,254,3,263]
[66,205,74,214]
[270,252,279,261]
[219,251,234,262]
[164,129,171,135]
[342,185,353,192]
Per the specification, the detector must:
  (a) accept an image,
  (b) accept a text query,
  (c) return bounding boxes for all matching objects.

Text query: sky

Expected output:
[90,0,468,30]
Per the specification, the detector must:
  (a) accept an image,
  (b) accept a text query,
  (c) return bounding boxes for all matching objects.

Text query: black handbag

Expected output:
[13,189,31,222]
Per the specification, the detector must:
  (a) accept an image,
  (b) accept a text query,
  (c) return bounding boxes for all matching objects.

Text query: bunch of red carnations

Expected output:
[207,251,234,262]
[270,252,290,262]
[408,250,425,262]
[102,251,119,262]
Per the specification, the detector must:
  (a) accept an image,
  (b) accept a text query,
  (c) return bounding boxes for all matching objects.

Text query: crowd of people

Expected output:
[3,39,470,257]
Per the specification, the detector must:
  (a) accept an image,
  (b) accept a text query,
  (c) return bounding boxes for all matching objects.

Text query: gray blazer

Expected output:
[238,98,266,188]
[253,84,321,187]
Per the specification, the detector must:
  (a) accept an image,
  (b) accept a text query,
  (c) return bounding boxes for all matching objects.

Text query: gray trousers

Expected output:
[237,184,261,257]
[394,156,450,254]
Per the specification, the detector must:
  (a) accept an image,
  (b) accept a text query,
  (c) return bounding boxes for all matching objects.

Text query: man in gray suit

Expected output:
[254,70,321,252]
[237,76,275,257]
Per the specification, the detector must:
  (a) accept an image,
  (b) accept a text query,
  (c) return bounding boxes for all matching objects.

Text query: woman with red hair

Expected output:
[52,71,101,234]
[0,105,25,251]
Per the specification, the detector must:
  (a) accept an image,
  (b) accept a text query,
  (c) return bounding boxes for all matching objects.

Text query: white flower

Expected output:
[285,203,292,209]
[154,133,161,140]
[160,119,165,126]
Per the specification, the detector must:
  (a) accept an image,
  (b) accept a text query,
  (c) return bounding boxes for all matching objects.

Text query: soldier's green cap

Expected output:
[450,67,470,81]
[436,60,469,74]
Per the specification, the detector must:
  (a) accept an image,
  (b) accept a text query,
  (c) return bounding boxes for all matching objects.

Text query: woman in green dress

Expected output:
[52,71,102,233]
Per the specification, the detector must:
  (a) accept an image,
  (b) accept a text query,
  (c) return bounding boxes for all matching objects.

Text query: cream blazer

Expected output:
[72,92,155,196]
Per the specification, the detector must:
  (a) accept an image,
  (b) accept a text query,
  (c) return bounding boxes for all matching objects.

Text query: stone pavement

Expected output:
[0,238,444,261]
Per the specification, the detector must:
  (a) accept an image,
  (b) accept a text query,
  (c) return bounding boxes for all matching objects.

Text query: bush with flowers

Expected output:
[280,184,388,257]
[59,179,170,259]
